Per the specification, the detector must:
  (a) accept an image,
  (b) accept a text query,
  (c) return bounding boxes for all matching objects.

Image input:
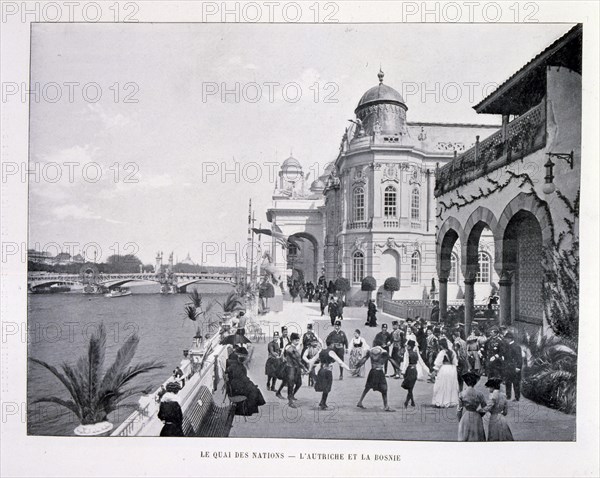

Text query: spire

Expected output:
[378,67,384,84]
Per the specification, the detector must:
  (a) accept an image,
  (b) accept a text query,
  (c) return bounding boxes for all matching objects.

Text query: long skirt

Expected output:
[488,413,514,441]
[160,423,184,436]
[230,378,266,416]
[432,364,459,407]
[458,411,486,441]
[265,357,280,377]
[467,350,481,372]
[349,347,365,376]
[364,369,387,393]
[315,367,333,393]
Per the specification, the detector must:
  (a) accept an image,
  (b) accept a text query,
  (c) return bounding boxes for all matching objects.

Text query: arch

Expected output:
[288,232,320,283]
[462,207,499,277]
[501,210,544,325]
[380,248,400,285]
[495,192,553,273]
[436,217,464,278]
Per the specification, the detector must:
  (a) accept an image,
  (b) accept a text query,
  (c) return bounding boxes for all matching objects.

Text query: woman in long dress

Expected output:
[431,338,459,408]
[349,329,369,377]
[226,347,266,416]
[483,377,514,441]
[158,381,184,436]
[457,371,487,441]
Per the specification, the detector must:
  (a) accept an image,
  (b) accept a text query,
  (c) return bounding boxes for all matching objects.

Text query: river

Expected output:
[27,282,234,436]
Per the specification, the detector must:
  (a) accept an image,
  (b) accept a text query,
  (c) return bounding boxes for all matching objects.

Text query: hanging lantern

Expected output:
[542,158,556,195]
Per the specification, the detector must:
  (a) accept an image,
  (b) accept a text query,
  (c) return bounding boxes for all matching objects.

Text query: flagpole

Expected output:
[246,198,252,286]
[250,210,256,286]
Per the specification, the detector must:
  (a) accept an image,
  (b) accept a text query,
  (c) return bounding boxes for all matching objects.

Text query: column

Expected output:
[499,271,512,326]
[438,277,448,323]
[463,275,476,336]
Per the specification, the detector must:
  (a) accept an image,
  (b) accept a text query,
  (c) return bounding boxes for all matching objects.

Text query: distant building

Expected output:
[180,252,196,266]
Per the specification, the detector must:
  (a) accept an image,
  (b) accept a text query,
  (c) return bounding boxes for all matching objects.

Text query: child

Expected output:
[482,377,514,441]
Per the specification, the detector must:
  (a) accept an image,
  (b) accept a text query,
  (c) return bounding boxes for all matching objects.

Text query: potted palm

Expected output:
[29,323,164,436]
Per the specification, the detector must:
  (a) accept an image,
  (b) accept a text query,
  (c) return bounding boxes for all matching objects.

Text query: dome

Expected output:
[310,179,326,191]
[353,70,408,136]
[355,70,406,112]
[281,156,302,170]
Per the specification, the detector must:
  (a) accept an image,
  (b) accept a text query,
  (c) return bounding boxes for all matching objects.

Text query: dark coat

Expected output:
[504,341,523,376]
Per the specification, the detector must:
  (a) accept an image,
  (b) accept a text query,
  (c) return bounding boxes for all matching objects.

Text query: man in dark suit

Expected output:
[373,324,392,374]
[503,331,523,401]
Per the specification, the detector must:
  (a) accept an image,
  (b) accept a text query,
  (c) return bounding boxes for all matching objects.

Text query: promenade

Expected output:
[229,300,576,441]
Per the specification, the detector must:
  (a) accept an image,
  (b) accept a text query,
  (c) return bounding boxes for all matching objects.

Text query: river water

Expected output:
[27,282,233,436]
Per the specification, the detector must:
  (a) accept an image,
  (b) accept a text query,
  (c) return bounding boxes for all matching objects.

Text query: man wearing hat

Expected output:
[426,327,440,371]
[325,321,349,380]
[373,324,392,374]
[279,326,291,349]
[484,326,506,379]
[276,332,308,408]
[354,346,400,412]
[265,331,282,391]
[503,331,523,401]
[301,323,322,358]
[389,321,405,379]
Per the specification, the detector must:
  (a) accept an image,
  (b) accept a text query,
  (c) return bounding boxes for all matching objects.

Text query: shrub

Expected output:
[361,276,377,292]
[383,277,400,292]
[334,277,351,293]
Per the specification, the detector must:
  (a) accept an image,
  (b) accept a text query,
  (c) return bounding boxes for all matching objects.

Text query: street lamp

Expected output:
[543,151,574,195]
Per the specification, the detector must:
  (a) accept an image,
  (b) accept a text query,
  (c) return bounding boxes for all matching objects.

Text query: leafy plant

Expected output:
[383,277,400,292]
[29,323,164,426]
[519,330,577,414]
[361,276,377,303]
[217,291,245,314]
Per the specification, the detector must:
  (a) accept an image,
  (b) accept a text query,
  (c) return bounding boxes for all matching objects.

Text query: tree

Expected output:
[104,254,142,274]
[383,277,400,292]
[29,323,164,429]
[334,277,351,301]
[361,276,377,304]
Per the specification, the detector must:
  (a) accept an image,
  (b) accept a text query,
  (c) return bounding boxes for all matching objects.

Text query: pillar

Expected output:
[464,275,476,336]
[438,277,448,323]
[499,271,513,326]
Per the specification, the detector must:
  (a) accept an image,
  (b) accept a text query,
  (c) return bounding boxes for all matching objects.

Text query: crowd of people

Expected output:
[262,316,520,441]
[157,302,520,441]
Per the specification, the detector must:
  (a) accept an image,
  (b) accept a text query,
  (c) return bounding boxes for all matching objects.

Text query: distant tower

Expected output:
[155,251,163,273]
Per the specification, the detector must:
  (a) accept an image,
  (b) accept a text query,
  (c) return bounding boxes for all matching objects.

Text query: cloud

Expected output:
[52,204,102,221]
[87,103,131,129]
[38,144,95,164]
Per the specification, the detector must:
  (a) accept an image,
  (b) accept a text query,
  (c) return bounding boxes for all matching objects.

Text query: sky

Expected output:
[28,22,574,266]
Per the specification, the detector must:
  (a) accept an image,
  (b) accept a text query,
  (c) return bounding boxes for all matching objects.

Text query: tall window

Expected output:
[411,188,420,221]
[449,253,458,283]
[476,252,491,283]
[411,252,421,284]
[352,251,364,283]
[353,187,365,222]
[383,185,397,217]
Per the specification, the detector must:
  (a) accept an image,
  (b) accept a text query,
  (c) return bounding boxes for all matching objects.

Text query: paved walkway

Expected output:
[230,301,575,441]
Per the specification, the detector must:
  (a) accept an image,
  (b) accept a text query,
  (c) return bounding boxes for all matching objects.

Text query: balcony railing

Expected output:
[347,221,369,230]
[383,219,399,228]
[434,100,547,197]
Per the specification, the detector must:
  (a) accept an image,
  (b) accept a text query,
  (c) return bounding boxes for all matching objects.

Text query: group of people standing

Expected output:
[263,318,520,442]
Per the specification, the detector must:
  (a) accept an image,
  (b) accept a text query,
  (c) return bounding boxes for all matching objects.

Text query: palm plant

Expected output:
[29,323,164,427]
[216,291,245,314]
[520,330,577,414]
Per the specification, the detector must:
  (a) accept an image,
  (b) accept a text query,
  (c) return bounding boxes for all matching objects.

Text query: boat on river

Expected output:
[104,287,132,298]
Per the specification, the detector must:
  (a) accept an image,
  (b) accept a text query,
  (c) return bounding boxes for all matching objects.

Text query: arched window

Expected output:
[353,187,365,222]
[449,253,458,283]
[383,185,397,217]
[352,251,364,284]
[476,252,491,283]
[411,188,420,222]
[411,251,421,284]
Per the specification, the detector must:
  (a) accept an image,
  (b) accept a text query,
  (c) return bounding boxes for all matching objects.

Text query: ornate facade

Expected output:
[267,70,500,305]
